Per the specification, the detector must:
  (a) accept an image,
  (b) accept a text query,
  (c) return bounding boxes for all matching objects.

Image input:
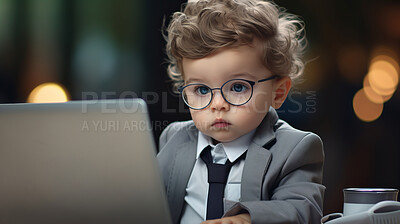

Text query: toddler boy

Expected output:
[157,0,324,223]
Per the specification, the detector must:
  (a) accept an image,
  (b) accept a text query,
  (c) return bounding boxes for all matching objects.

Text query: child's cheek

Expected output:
[252,91,272,113]
[189,110,208,131]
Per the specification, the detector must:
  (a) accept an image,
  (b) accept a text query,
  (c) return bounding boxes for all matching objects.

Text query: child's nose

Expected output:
[210,91,230,112]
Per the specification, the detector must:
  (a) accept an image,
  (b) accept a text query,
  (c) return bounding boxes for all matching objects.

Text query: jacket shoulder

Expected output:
[274,119,322,143]
[271,119,324,166]
[159,120,196,149]
[162,120,195,136]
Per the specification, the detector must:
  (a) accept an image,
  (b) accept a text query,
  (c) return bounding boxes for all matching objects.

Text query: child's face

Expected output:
[182,43,291,143]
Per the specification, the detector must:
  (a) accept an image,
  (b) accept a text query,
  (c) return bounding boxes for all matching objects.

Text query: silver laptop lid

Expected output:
[0,99,172,224]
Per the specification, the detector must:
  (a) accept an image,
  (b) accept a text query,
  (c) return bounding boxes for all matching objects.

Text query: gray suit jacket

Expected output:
[157,108,325,224]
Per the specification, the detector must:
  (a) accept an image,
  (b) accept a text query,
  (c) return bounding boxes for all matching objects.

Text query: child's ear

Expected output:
[271,76,292,109]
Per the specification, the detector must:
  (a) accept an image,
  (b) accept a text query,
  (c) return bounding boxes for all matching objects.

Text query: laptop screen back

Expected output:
[0,99,172,224]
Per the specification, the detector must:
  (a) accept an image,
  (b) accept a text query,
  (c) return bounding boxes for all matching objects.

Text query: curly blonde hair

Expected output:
[165,0,306,92]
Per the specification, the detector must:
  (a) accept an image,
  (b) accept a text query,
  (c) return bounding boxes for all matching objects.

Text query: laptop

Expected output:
[0,99,172,224]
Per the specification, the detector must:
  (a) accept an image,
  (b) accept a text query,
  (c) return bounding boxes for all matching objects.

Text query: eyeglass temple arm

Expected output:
[257,75,278,83]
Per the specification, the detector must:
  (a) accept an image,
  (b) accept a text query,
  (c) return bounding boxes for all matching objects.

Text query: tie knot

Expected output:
[213,144,227,164]
[200,145,230,165]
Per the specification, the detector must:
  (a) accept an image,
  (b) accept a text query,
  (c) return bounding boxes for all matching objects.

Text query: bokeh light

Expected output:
[363,76,392,104]
[27,82,70,103]
[367,69,398,96]
[368,57,399,91]
[364,53,399,101]
[354,50,399,122]
[370,55,400,74]
[353,89,383,122]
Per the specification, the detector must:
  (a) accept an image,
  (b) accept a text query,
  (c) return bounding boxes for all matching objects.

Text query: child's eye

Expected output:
[195,86,211,95]
[230,83,249,93]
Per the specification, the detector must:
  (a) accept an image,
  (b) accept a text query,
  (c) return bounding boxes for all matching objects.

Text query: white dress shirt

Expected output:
[180,130,256,224]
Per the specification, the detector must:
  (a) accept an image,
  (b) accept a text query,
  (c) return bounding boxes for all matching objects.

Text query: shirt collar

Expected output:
[196,129,256,163]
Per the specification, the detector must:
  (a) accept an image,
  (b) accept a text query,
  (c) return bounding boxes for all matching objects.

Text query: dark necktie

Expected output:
[200,145,234,220]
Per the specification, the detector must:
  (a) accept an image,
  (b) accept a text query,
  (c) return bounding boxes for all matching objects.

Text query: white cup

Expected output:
[343,188,398,216]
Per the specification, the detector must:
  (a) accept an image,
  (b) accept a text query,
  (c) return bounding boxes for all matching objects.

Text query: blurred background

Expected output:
[0,0,399,215]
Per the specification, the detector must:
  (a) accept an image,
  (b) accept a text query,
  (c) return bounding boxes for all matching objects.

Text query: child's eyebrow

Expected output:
[229,73,259,80]
[185,73,261,85]
[185,78,205,84]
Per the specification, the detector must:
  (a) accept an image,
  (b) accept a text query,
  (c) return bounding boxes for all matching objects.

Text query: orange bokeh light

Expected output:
[370,54,399,73]
[363,76,392,104]
[353,89,383,122]
[354,49,399,122]
[367,69,398,96]
[27,82,70,103]
[366,54,399,99]
[369,58,398,84]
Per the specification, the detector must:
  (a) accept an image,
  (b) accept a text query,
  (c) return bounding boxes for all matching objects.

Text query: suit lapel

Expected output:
[241,143,272,201]
[167,127,197,223]
[241,107,278,201]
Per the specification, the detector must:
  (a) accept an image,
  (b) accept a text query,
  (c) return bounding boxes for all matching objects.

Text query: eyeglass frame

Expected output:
[178,75,278,110]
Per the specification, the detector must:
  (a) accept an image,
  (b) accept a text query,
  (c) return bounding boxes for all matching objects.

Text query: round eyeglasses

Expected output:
[178,75,278,110]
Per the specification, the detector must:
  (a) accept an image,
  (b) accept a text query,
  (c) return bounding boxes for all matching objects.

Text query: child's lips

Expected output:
[212,119,231,128]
